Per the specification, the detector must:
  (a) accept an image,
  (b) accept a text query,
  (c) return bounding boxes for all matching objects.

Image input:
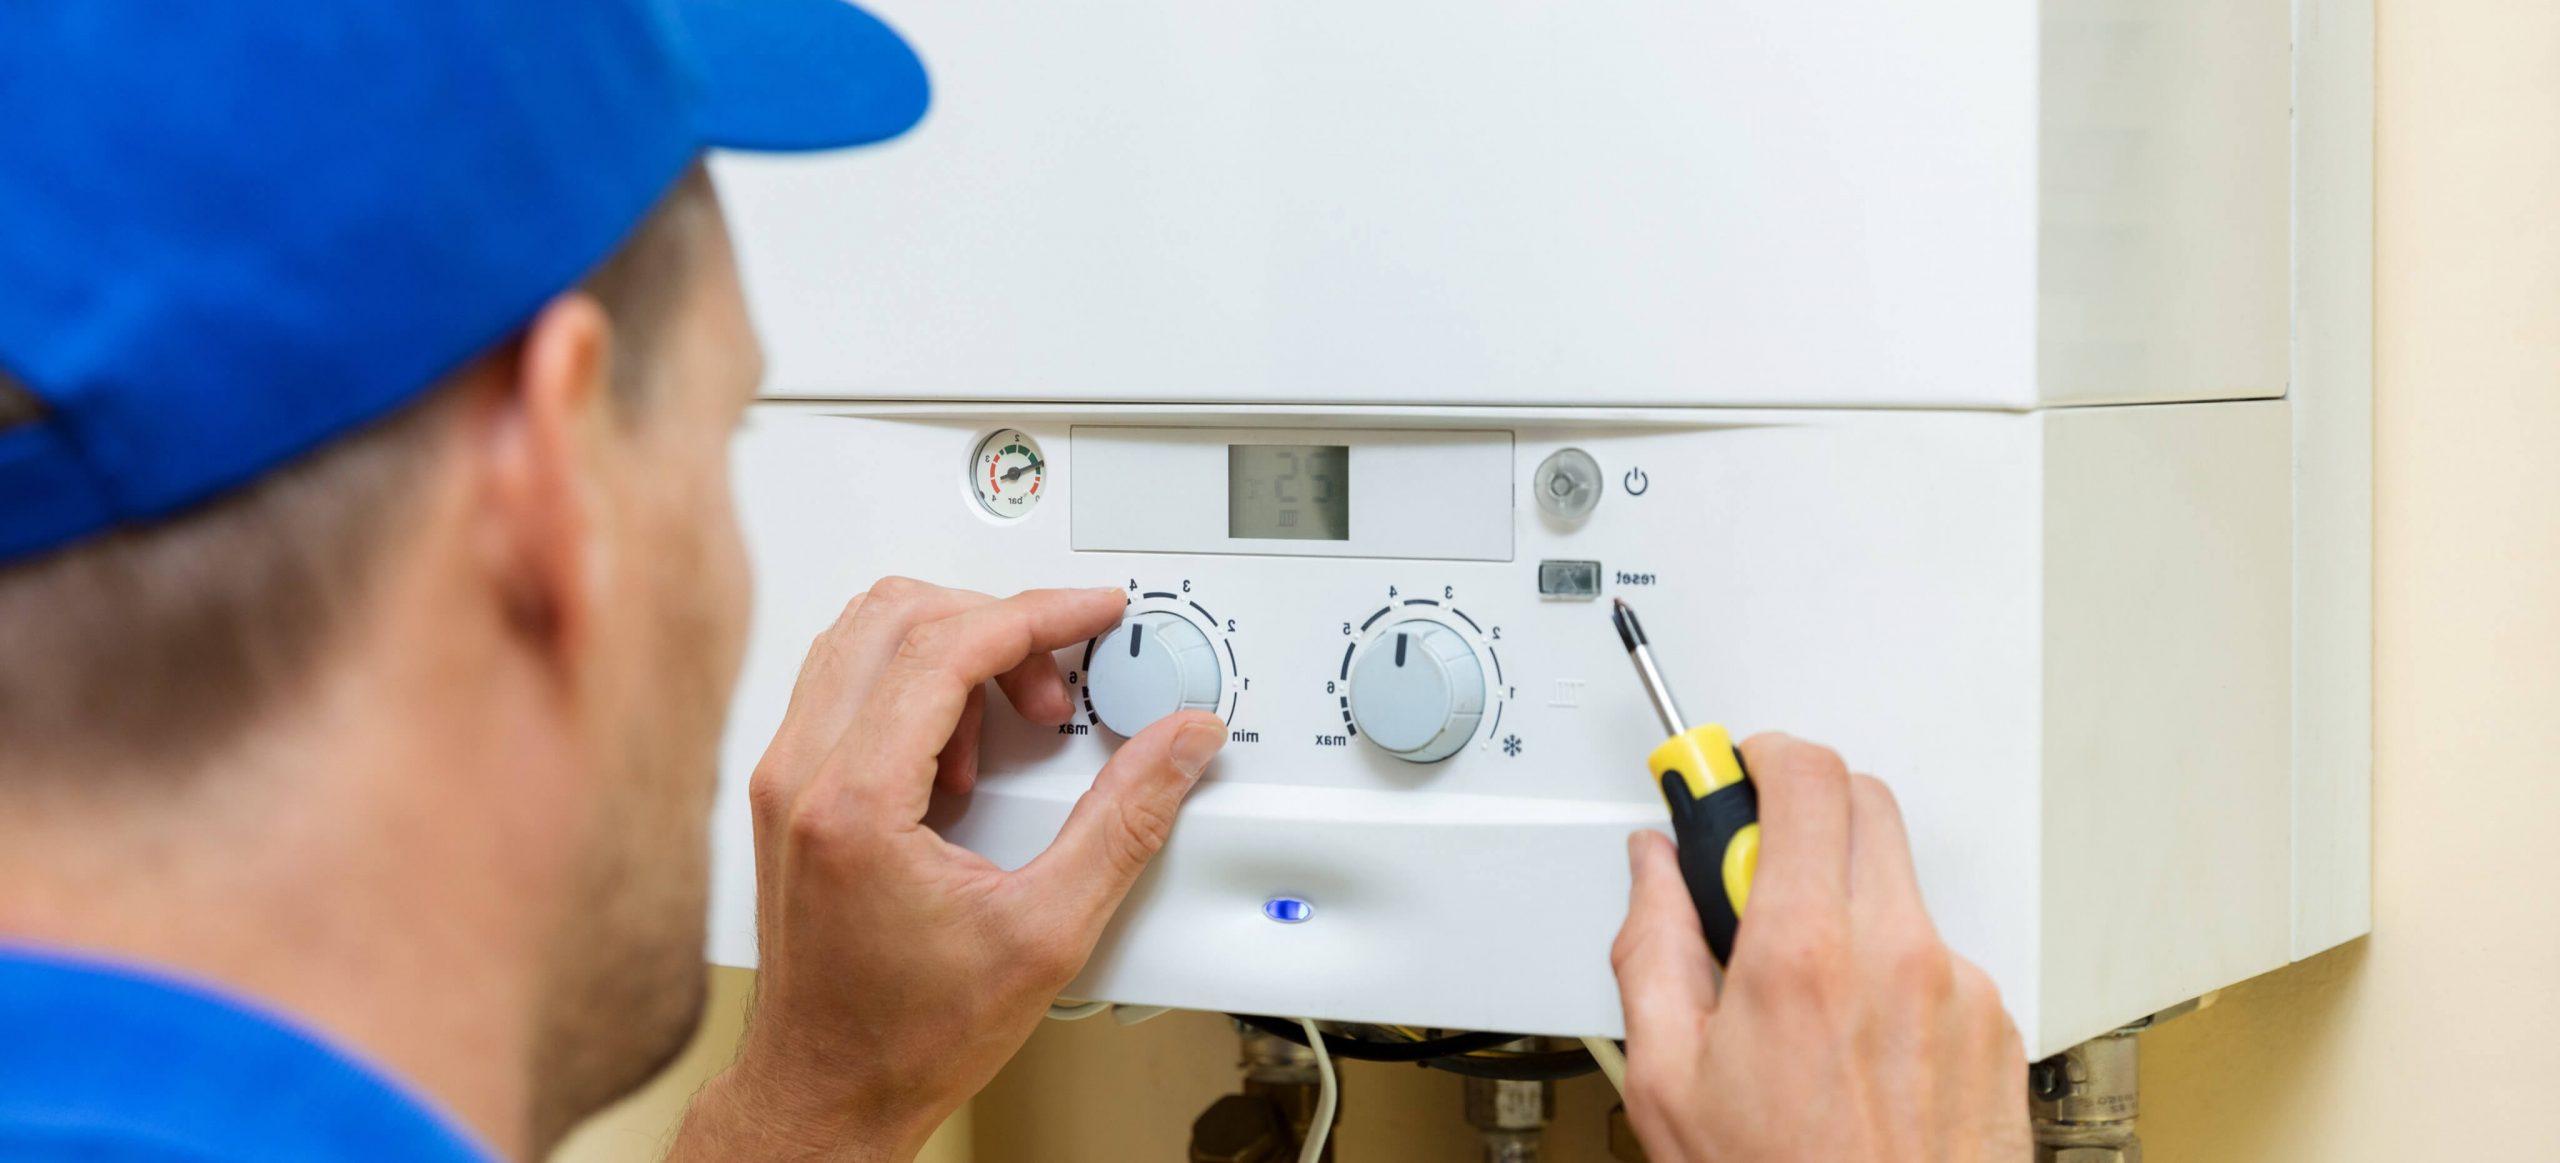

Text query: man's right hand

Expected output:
[671,579,1225,1163]
[1610,734,2032,1162]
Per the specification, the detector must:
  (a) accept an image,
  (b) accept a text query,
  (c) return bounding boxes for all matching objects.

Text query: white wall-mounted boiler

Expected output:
[705,0,2374,1057]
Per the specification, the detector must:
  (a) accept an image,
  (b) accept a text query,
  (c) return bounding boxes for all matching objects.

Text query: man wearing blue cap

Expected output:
[0,1,2026,1160]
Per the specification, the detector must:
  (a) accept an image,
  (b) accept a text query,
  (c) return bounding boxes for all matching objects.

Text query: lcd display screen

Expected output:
[1228,444,1349,540]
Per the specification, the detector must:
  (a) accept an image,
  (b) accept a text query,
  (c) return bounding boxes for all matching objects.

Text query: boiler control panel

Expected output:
[713,402,2050,1040]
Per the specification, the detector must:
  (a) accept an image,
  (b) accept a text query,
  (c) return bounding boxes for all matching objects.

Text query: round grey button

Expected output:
[1086,612,1223,737]
[1347,620,1486,763]
[1533,447,1604,521]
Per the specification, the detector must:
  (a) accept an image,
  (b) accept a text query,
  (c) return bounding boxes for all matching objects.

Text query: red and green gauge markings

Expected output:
[972,428,1045,518]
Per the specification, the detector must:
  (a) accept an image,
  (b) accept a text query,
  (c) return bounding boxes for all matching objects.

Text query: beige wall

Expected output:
[558,1,2560,1158]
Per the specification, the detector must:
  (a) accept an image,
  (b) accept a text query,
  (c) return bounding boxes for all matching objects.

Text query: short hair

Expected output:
[0,380,39,428]
[0,163,715,774]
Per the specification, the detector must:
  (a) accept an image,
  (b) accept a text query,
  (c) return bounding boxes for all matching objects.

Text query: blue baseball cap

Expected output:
[0,0,929,562]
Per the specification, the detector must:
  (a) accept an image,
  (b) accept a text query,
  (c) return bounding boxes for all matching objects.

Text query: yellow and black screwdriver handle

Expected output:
[1647,723,1761,965]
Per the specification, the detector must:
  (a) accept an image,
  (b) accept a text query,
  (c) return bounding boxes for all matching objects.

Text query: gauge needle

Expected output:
[1000,459,1044,483]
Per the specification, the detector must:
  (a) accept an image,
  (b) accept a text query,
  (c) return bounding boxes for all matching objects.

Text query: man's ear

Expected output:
[465,290,619,675]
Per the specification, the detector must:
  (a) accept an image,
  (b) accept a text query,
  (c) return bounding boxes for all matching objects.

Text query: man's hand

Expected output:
[672,579,1225,1162]
[1611,734,2031,1162]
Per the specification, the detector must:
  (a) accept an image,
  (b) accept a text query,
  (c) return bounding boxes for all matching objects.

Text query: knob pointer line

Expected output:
[1610,598,1760,965]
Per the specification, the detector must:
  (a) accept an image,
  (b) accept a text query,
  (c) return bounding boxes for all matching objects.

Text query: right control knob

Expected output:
[1347,620,1487,763]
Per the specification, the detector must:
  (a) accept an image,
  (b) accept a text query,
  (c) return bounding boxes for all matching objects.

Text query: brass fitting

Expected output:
[2030,1030,2142,1163]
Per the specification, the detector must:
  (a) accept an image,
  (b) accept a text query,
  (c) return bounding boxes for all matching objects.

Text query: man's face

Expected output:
[531,177,764,1138]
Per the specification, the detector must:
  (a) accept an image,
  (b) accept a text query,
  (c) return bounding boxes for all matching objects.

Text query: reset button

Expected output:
[1538,560,1603,599]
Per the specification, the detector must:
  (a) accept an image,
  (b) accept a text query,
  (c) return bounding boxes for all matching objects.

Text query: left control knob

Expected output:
[1086,612,1223,737]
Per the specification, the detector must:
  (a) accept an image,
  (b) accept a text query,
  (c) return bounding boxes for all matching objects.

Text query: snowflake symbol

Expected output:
[1501,734,1523,757]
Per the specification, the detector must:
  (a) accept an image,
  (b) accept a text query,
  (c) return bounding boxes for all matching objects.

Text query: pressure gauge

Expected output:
[971,429,1045,518]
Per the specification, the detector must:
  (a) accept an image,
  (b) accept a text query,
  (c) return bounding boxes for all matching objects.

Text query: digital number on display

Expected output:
[1228,444,1349,541]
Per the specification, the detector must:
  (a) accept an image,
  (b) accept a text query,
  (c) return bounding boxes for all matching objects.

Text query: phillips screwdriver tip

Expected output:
[1611,597,1646,652]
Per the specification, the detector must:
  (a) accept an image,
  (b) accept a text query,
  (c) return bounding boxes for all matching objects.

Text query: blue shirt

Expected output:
[0,948,494,1161]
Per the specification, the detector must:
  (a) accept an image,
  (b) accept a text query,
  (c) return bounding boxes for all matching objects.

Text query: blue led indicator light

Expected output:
[1263,897,1314,924]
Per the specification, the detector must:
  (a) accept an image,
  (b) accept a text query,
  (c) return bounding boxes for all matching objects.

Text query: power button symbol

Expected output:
[1623,467,1650,496]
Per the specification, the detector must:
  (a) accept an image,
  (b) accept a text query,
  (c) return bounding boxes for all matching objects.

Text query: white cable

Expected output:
[1111,1004,1174,1026]
[1046,999,1111,1021]
[1296,1017,1338,1163]
[1580,1035,1628,1098]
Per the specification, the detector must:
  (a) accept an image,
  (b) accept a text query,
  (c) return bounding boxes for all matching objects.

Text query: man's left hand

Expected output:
[670,579,1225,1162]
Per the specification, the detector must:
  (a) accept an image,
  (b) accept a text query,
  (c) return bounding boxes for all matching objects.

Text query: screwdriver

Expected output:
[1610,598,1761,965]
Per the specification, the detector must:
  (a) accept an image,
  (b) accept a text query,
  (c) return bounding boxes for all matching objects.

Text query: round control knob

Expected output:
[1347,620,1486,763]
[1086,612,1223,737]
